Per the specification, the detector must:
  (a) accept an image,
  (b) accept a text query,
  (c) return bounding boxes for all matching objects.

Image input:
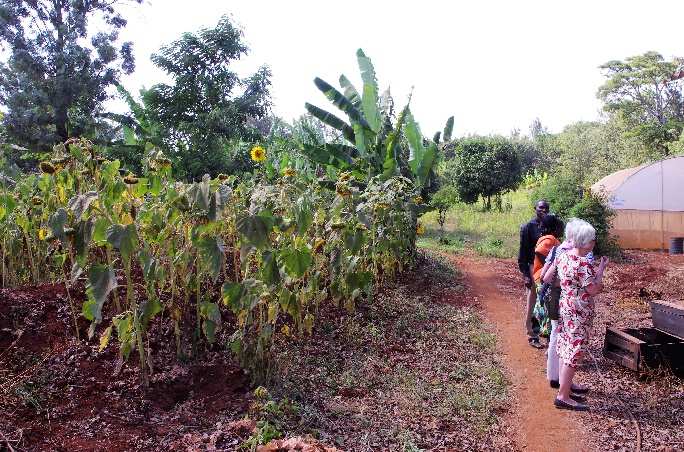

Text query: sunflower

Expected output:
[413,195,424,205]
[416,223,425,235]
[283,167,296,177]
[38,228,49,241]
[39,161,56,174]
[250,145,266,162]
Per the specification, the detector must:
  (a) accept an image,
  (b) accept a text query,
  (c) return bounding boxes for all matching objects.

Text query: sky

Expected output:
[116,0,684,138]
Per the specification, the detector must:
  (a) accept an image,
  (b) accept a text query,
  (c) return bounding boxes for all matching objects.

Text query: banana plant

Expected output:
[304,49,454,193]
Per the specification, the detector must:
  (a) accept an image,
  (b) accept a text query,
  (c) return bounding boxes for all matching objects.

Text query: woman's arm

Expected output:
[542,260,557,284]
[584,257,609,296]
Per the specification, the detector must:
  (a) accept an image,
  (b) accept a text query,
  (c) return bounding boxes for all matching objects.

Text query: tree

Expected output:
[0,0,142,151]
[597,52,684,157]
[452,136,522,210]
[142,16,272,181]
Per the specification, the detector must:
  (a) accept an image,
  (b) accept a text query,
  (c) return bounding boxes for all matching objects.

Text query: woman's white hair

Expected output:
[568,218,596,248]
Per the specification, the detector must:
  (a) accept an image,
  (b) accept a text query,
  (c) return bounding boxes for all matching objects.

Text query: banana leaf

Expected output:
[416,141,438,187]
[339,75,362,109]
[314,77,372,130]
[382,106,409,179]
[357,49,381,133]
[305,103,355,143]
[301,143,355,168]
[405,110,425,174]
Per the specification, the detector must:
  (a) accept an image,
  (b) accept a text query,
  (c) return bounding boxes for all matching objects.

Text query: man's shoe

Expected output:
[554,398,589,411]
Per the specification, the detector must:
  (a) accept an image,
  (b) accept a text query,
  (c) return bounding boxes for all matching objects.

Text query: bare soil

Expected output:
[449,254,586,452]
[466,250,684,452]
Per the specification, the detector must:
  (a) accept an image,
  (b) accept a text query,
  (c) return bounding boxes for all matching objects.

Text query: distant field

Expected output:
[418,189,535,258]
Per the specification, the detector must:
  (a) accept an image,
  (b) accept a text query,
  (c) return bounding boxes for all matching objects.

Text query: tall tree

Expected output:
[143,16,272,180]
[597,51,684,157]
[0,0,142,151]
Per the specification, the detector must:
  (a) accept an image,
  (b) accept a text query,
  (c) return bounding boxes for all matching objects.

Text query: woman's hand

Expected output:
[599,256,610,271]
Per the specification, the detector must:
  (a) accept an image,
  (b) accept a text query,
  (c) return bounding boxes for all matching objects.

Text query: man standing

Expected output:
[518,199,549,348]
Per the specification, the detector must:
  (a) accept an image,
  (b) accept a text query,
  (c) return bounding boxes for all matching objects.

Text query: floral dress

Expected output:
[555,252,597,368]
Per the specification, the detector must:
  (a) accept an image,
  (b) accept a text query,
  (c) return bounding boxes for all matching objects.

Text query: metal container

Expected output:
[670,237,684,255]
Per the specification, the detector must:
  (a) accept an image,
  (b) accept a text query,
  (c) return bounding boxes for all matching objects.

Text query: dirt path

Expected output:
[453,254,589,452]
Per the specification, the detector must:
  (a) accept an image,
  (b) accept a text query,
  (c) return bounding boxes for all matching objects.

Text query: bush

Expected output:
[529,174,582,217]
[531,174,619,257]
[568,191,619,257]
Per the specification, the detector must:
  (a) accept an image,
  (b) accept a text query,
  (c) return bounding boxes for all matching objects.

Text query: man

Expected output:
[518,199,549,348]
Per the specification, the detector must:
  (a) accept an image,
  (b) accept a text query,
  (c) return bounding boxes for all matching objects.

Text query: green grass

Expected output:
[418,189,534,258]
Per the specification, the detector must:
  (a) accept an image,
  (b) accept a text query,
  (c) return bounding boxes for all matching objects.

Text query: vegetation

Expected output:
[0,0,142,154]
[444,136,522,210]
[598,52,684,157]
[142,16,272,180]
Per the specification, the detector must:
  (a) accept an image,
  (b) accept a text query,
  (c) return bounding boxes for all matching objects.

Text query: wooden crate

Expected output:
[603,326,684,375]
[650,300,684,340]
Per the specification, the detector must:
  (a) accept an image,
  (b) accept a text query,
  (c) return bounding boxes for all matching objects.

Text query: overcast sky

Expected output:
[116,0,684,138]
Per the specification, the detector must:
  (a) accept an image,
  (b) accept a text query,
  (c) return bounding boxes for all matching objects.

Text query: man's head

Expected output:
[534,200,550,221]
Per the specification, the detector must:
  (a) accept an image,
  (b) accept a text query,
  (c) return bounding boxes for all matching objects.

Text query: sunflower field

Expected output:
[0,50,450,385]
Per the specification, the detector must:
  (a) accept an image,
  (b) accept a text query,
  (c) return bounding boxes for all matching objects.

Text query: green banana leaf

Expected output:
[300,143,355,169]
[416,141,438,187]
[357,49,381,133]
[382,106,409,179]
[339,75,362,109]
[313,77,372,130]
[405,110,425,174]
[305,103,356,143]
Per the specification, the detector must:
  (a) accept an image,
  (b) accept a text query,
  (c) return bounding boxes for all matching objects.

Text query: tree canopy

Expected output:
[142,16,272,180]
[597,51,684,157]
[0,0,142,151]
[450,136,522,210]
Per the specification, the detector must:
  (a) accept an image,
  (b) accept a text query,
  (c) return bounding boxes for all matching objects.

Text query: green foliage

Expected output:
[530,173,582,218]
[451,137,522,210]
[430,185,459,238]
[568,191,619,257]
[0,0,142,150]
[303,49,452,199]
[0,135,423,385]
[598,52,684,157]
[531,175,619,256]
[143,16,272,180]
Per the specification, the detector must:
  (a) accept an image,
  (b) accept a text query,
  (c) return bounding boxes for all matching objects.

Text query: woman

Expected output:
[530,215,564,342]
[544,219,609,411]
[540,218,578,388]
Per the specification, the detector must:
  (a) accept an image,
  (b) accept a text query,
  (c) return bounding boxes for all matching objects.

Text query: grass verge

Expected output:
[419,189,534,258]
[268,251,511,450]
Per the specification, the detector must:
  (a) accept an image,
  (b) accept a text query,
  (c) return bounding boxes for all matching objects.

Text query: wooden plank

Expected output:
[603,349,639,371]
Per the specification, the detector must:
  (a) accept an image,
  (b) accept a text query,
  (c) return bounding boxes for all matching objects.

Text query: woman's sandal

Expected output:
[554,397,589,411]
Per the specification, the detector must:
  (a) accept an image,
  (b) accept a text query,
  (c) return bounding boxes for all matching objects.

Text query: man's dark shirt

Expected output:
[518,217,543,278]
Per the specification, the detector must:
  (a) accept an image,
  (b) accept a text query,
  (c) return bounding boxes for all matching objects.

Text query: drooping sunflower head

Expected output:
[39,161,56,174]
[250,145,266,163]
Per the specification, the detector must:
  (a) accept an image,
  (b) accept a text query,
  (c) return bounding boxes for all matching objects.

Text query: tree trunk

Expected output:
[53,0,69,143]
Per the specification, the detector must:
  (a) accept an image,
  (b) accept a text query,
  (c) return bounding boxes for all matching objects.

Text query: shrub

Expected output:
[531,174,619,257]
[568,191,619,257]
